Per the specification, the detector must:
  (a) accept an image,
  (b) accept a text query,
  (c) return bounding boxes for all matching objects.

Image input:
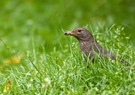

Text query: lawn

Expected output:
[0,0,135,95]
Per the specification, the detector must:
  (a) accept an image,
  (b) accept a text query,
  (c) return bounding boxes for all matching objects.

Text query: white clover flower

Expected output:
[44,78,51,84]
[42,78,51,88]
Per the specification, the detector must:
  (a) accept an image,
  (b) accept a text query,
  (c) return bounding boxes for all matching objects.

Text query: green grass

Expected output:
[1,25,135,95]
[0,0,135,95]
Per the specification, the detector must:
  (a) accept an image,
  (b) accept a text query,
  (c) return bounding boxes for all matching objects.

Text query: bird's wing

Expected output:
[92,42,116,60]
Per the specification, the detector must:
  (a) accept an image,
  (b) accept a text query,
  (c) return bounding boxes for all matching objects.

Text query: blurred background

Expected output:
[0,0,135,59]
[1,1,135,94]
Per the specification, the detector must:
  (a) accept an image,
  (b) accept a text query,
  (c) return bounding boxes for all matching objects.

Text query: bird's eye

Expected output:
[78,30,81,32]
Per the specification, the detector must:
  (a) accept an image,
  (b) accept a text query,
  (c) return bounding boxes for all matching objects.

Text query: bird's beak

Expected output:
[64,31,73,36]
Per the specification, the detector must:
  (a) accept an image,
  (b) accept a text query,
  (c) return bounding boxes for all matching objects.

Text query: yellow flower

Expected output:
[4,54,24,65]
[3,80,11,93]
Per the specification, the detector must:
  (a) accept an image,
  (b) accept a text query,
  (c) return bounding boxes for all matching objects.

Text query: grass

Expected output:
[0,0,135,95]
[1,24,135,95]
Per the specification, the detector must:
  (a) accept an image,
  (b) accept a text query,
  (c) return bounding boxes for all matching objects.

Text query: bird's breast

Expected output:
[80,41,92,54]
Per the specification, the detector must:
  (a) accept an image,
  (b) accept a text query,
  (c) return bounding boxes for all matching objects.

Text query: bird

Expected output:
[64,28,126,63]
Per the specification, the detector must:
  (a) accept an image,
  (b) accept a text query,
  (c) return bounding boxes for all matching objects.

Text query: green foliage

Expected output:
[0,0,135,95]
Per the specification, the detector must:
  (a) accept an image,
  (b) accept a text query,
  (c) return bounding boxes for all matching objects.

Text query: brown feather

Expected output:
[65,28,127,64]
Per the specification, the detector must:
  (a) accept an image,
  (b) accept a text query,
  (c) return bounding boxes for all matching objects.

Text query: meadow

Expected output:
[0,0,135,95]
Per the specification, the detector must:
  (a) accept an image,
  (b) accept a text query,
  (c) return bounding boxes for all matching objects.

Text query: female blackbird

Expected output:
[65,28,126,63]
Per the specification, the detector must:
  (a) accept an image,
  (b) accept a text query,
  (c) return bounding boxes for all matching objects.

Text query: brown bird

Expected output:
[64,28,126,63]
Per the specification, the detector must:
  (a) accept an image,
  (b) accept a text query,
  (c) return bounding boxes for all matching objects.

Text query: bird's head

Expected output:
[65,28,94,41]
